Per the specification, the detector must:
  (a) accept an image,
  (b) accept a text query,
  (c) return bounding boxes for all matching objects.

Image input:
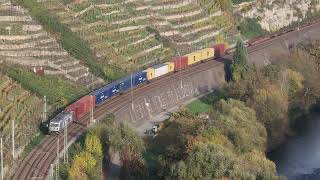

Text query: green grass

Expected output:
[186,91,225,115]
[186,100,211,115]
[6,66,87,111]
[20,131,45,159]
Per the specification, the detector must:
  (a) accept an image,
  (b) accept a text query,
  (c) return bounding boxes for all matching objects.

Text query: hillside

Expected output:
[35,0,238,74]
[0,73,42,165]
[237,0,320,31]
[0,1,103,89]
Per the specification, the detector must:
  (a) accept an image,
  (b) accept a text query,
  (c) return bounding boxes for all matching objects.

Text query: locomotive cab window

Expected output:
[50,123,59,127]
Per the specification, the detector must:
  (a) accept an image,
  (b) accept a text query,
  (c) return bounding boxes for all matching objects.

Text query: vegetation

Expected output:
[12,0,121,81]
[232,0,253,5]
[239,18,266,39]
[58,115,146,180]
[143,42,320,179]
[231,40,250,81]
[4,66,87,111]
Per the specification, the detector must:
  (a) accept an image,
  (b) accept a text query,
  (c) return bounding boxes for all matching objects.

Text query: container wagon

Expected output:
[212,44,225,57]
[66,95,95,120]
[118,71,148,93]
[200,48,215,60]
[186,51,202,65]
[172,56,188,71]
[145,63,170,80]
[90,81,120,106]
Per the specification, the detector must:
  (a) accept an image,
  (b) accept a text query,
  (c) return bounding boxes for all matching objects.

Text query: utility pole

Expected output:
[12,119,15,159]
[43,96,47,123]
[56,138,59,180]
[50,164,54,180]
[131,73,134,109]
[63,122,68,164]
[0,138,3,180]
[90,97,95,124]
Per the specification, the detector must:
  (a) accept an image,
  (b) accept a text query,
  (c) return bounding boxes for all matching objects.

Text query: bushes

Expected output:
[239,18,266,39]
[6,67,87,111]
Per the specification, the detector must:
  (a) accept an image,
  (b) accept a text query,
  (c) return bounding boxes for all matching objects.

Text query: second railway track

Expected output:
[11,19,320,180]
[11,57,224,180]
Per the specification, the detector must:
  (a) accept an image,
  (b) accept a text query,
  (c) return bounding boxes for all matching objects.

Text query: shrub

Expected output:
[239,18,266,39]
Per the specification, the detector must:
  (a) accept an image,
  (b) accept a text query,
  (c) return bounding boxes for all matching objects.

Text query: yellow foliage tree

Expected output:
[85,133,103,159]
[68,152,97,180]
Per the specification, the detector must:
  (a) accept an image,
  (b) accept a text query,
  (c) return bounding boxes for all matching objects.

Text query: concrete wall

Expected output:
[114,62,226,127]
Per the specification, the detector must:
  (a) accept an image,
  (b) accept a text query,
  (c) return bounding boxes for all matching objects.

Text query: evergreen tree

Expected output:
[231,40,249,81]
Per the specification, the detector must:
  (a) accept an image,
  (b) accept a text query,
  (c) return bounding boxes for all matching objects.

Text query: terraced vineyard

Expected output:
[37,0,238,71]
[0,1,103,89]
[0,73,42,165]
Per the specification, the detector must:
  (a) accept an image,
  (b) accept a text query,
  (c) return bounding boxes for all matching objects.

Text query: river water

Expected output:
[269,114,320,180]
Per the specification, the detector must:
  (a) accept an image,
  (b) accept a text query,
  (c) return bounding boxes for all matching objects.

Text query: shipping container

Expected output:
[200,48,215,60]
[172,56,188,71]
[66,95,95,120]
[165,62,174,72]
[118,71,147,93]
[153,64,169,78]
[212,44,225,57]
[144,68,155,80]
[90,81,120,105]
[186,51,202,65]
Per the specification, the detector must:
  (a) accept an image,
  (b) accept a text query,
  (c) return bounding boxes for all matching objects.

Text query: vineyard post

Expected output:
[12,119,15,159]
[43,96,47,123]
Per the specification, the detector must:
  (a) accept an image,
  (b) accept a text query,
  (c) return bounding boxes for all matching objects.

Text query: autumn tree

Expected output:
[85,133,103,159]
[208,99,267,152]
[68,152,97,180]
[230,150,280,180]
[168,143,235,180]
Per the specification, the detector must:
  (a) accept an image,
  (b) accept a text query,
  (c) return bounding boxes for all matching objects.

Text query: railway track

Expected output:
[10,19,320,180]
[10,58,223,180]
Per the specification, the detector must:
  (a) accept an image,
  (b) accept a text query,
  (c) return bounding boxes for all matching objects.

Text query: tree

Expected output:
[120,154,149,180]
[231,40,250,81]
[230,150,279,180]
[84,133,103,159]
[208,99,267,153]
[168,143,235,180]
[68,152,97,180]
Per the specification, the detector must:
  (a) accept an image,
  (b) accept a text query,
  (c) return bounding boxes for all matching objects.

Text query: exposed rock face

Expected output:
[238,0,320,31]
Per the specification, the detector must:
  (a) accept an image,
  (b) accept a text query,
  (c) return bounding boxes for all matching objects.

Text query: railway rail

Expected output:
[10,19,320,180]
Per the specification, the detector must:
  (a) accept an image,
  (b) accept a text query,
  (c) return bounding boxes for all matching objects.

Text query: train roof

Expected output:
[117,71,146,82]
[152,63,167,69]
[50,111,72,123]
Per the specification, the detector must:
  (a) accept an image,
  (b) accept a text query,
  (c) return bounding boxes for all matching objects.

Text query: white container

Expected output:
[153,64,169,78]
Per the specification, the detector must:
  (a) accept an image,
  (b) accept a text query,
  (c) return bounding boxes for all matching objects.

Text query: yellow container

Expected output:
[200,48,215,60]
[165,62,174,72]
[144,68,155,80]
[186,51,202,65]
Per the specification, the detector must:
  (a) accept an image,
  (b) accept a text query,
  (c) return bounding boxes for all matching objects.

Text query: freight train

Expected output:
[48,44,226,133]
[48,18,320,133]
